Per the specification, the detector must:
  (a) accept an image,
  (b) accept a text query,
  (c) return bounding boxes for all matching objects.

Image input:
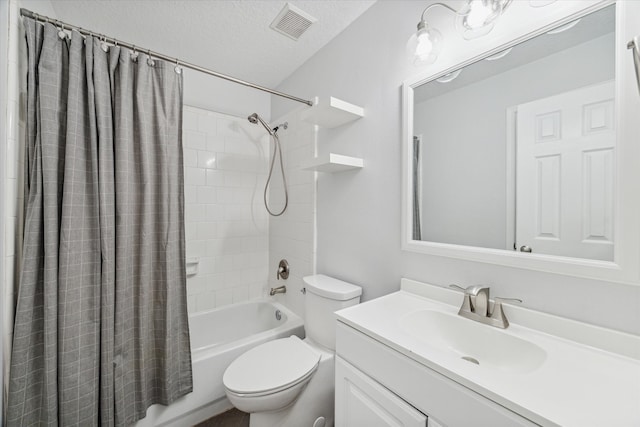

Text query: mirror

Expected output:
[403,2,640,283]
[409,5,615,261]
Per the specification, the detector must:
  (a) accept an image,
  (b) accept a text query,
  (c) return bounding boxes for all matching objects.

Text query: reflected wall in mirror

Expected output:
[411,5,615,261]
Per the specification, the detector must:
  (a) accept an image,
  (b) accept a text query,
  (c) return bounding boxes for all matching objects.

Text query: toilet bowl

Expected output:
[223,275,362,427]
[223,335,320,413]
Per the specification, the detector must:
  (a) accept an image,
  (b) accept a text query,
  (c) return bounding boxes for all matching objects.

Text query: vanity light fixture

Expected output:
[408,0,513,66]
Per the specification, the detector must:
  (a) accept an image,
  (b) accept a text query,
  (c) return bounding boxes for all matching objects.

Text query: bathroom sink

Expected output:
[399,310,547,373]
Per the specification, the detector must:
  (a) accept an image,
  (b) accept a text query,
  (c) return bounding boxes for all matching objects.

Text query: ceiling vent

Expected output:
[270,3,317,41]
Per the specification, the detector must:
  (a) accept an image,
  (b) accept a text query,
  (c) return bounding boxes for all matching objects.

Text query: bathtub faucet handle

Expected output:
[277,259,290,280]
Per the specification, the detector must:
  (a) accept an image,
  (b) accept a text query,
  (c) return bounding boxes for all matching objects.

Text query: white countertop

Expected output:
[335,279,640,427]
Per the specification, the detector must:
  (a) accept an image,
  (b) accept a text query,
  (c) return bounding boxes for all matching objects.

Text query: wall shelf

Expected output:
[301,153,364,173]
[301,96,364,128]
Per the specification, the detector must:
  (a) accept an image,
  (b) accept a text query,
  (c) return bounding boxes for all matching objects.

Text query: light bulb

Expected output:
[406,24,442,66]
[466,0,492,29]
[415,30,434,58]
[455,0,507,40]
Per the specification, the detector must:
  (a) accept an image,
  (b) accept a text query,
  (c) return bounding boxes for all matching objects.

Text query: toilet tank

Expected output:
[303,275,362,350]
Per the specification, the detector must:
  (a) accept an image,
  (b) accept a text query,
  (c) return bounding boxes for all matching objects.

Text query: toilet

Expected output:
[223,274,362,427]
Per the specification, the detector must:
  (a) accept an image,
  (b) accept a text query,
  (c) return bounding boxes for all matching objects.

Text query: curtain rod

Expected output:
[20,8,313,107]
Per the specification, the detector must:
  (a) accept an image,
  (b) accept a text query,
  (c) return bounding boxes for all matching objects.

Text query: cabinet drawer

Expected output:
[336,322,538,427]
[336,356,427,427]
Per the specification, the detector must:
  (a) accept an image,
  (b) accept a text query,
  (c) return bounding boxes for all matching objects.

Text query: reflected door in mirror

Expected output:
[515,81,614,261]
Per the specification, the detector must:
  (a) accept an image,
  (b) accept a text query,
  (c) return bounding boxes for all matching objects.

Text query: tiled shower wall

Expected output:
[3,0,24,389]
[268,109,317,318]
[183,106,270,313]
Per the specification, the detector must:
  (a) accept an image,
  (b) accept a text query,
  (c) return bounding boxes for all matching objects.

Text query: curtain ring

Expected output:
[147,49,154,66]
[174,58,182,74]
[58,22,67,40]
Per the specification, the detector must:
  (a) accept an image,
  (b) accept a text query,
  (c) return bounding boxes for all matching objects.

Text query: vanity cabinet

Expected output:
[335,322,537,427]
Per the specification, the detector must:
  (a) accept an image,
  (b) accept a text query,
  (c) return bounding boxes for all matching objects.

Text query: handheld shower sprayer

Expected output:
[247,112,289,216]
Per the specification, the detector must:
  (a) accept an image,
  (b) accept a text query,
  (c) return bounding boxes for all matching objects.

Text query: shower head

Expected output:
[247,113,274,135]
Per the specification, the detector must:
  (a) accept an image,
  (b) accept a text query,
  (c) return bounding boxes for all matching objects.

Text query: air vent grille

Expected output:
[270,3,317,41]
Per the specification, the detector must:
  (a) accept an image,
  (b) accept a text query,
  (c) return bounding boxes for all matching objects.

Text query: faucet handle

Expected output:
[449,284,489,296]
[449,284,473,313]
[490,296,522,328]
[493,296,522,304]
[449,284,467,292]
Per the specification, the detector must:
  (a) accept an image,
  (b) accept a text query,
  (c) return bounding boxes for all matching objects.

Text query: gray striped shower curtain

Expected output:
[7,19,192,426]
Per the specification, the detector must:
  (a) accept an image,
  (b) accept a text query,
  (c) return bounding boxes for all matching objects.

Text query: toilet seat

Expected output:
[223,336,320,397]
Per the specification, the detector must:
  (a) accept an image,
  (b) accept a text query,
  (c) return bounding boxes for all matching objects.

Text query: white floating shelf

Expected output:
[301,153,364,173]
[301,96,364,128]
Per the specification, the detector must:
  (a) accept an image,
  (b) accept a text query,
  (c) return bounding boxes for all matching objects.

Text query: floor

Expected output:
[194,408,250,427]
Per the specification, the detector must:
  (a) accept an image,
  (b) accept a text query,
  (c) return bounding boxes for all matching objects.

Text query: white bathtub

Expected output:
[136,300,304,427]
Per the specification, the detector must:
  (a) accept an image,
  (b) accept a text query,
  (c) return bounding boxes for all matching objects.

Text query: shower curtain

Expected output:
[7,19,192,426]
[412,136,422,241]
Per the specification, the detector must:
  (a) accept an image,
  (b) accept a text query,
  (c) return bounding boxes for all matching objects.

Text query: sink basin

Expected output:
[399,310,547,374]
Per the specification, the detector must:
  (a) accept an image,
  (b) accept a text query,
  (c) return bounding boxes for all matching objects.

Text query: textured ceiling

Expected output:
[48,0,376,88]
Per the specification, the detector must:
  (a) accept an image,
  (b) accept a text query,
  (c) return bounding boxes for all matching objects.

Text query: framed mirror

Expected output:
[402,1,640,284]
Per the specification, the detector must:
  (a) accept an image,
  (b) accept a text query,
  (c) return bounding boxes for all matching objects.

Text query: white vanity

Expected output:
[334,279,640,427]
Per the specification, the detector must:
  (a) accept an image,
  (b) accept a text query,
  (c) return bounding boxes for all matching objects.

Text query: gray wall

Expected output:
[273,1,640,335]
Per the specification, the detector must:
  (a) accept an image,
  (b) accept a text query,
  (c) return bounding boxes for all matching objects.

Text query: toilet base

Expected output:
[250,344,335,427]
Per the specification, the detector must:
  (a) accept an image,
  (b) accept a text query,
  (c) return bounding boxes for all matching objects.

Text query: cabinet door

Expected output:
[336,356,427,427]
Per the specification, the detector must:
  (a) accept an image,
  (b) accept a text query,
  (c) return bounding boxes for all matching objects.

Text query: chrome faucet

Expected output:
[449,284,521,329]
[270,285,286,296]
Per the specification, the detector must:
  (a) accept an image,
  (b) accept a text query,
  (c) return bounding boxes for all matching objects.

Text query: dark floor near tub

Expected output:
[193,408,250,427]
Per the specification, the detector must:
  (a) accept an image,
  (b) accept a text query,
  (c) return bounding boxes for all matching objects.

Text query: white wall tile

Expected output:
[216,289,233,306]
[183,130,206,150]
[206,169,225,187]
[184,106,270,313]
[196,151,217,169]
[183,108,199,131]
[196,186,216,204]
[232,285,249,303]
[183,148,198,168]
[185,185,197,204]
[6,138,15,179]
[206,134,225,153]
[195,292,217,312]
[198,114,217,135]
[5,216,15,257]
[185,167,206,186]
[195,222,218,240]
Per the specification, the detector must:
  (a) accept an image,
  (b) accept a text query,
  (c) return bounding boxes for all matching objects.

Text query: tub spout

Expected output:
[270,286,286,296]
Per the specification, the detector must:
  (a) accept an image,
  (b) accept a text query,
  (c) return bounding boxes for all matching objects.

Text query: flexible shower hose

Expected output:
[264,131,288,216]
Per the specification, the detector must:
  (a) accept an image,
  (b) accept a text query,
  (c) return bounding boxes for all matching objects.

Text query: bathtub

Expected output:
[136,300,304,427]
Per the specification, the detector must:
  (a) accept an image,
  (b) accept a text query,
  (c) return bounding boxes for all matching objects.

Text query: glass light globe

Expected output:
[406,24,442,66]
[455,0,503,40]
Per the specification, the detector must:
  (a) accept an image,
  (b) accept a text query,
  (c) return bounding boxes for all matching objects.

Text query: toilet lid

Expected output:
[223,336,321,395]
